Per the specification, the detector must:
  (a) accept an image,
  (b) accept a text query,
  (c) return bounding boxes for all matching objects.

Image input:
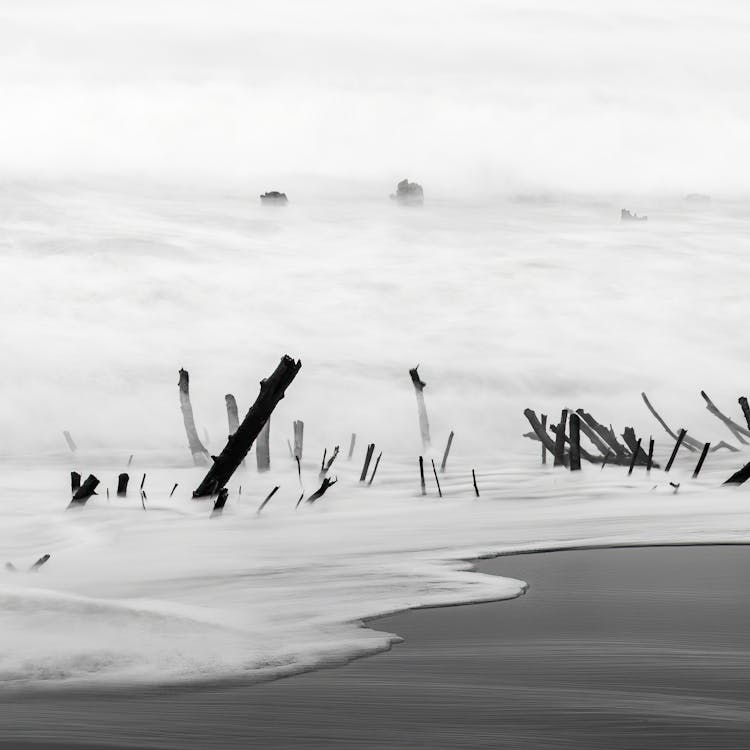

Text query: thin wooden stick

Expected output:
[368,452,382,485]
[360,444,375,482]
[693,443,710,478]
[347,433,356,460]
[646,437,654,473]
[541,414,548,464]
[472,469,479,497]
[600,451,611,470]
[419,456,426,496]
[431,459,442,498]
[627,439,641,476]
[553,409,568,467]
[257,486,280,515]
[665,429,686,472]
[440,431,454,472]
[169,483,178,497]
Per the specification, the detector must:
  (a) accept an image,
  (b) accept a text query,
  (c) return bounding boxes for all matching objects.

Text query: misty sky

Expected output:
[1,0,749,193]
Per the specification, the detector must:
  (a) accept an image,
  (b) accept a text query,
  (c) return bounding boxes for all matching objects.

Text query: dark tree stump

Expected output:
[360,443,375,482]
[740,397,750,431]
[541,414,548,464]
[524,409,567,466]
[256,486,279,515]
[256,418,271,472]
[409,366,431,449]
[419,456,426,495]
[193,356,302,497]
[117,473,129,497]
[622,427,659,467]
[30,554,50,571]
[627,439,641,476]
[70,474,100,505]
[320,445,339,478]
[179,369,210,466]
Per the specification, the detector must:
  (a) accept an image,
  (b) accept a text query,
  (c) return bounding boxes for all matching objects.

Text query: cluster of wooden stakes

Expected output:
[523,391,750,486]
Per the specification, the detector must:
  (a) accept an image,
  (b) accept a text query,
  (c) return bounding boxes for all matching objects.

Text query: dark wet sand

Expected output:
[2,545,749,749]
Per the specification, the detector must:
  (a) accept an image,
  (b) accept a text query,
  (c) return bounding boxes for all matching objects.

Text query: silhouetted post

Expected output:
[70,471,81,495]
[359,443,375,482]
[193,356,302,497]
[63,430,77,453]
[665,429,687,472]
[409,365,431,449]
[541,414,548,464]
[431,459,442,497]
[70,474,100,505]
[472,469,479,497]
[347,433,356,460]
[646,438,654,473]
[30,554,50,571]
[320,445,340,478]
[293,420,304,460]
[127,454,134,467]
[170,483,178,497]
[257,485,280,515]
[305,477,338,504]
[117,473,129,497]
[553,409,568,467]
[724,461,750,485]
[569,414,581,471]
[178,369,210,466]
[211,488,228,516]
[740,397,750,431]
[256,418,271,472]
[627,439,641,476]
[225,394,240,436]
[419,456,426,496]
[368,452,382,485]
[693,443,710,478]
[440,431,454,472]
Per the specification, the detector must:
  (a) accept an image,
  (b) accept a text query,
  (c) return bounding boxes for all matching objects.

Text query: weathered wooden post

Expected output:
[368,452,382,485]
[70,474,100,505]
[256,486,280,515]
[70,471,81,495]
[117,473,129,497]
[693,443,710,478]
[419,456,426,496]
[293,420,304,460]
[225,394,240,436]
[360,443,375,482]
[665,429,686,472]
[553,409,568,467]
[178,369,211,466]
[256,418,271,472]
[431,459,442,497]
[569,414,581,471]
[409,365,431,449]
[541,414,548,464]
[646,438,654,473]
[193,356,302,497]
[724,461,750,485]
[627,439,641,476]
[305,477,338,504]
[347,433,356,460]
[440,431,454,472]
[740,397,750,431]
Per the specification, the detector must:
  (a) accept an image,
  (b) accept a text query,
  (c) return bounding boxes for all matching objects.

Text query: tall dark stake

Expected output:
[409,365,431,449]
[693,443,710,478]
[117,473,129,497]
[739,396,750,431]
[178,369,210,466]
[553,409,568,467]
[541,414,548,464]
[440,431,454,472]
[665,429,686,472]
[646,438,654,472]
[627,439,641,476]
[568,414,581,471]
[419,456,426,496]
[368,452,382,485]
[431,459,442,497]
[472,469,479,497]
[193,356,302,497]
[360,443,375,482]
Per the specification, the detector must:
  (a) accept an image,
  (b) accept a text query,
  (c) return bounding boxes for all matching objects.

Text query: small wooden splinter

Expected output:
[431,459,442,498]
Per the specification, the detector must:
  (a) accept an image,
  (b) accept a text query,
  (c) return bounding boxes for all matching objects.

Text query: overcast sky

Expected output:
[1,0,749,193]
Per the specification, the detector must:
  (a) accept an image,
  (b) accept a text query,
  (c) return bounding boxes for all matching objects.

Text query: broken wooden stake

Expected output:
[524,409,566,466]
[409,365,431,449]
[431,459,442,497]
[472,469,479,497]
[256,418,271,472]
[211,488,228,516]
[740,397,750,431]
[170,482,178,497]
[600,451,611,470]
[178,368,211,466]
[568,414,581,471]
[665,429,687,472]
[419,456,426,496]
[692,443,710,478]
[225,394,240,436]
[440,431,454,472]
[193,356,302,498]
[646,437,654,473]
[553,409,568,467]
[723,461,750,486]
[293,420,304,460]
[71,471,81,495]
[701,391,750,444]
[347,433,356,460]
[306,477,338,504]
[360,443,375,482]
[321,445,339,477]
[70,474,100,505]
[627,439,641,476]
[140,490,147,510]
[541,414,548,464]
[117,473,129,497]
[29,554,50,571]
[257,485,280,515]
[140,473,146,490]
[63,430,77,453]
[368,452,382,485]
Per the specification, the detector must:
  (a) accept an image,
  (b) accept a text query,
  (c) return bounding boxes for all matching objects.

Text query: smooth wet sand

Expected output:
[2,545,749,749]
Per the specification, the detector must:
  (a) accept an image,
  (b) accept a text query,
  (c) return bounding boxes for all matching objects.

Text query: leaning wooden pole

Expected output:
[440,431,454,472]
[553,409,568,467]
[568,413,581,471]
[179,369,210,466]
[409,365,431,449]
[739,397,750,431]
[192,356,302,497]
[665,429,686,472]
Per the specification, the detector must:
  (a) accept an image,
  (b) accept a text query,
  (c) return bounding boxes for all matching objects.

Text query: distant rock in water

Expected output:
[621,208,647,222]
[390,179,424,206]
[260,191,288,205]
[685,193,711,204]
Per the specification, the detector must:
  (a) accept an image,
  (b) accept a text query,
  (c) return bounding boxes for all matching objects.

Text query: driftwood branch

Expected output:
[576,410,630,461]
[193,356,302,497]
[179,369,210,466]
[409,365,431,448]
[306,477,337,504]
[622,427,659,467]
[641,393,698,452]
[701,391,750,444]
